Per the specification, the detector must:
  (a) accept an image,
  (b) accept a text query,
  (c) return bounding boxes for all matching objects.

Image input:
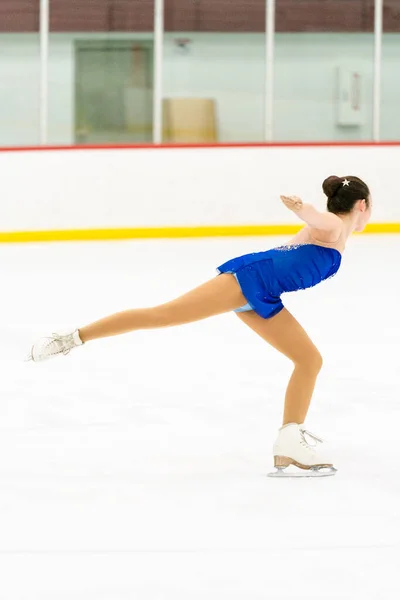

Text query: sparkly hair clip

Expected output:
[342,179,350,187]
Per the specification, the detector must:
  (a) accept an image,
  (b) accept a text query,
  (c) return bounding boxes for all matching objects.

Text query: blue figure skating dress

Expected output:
[217,244,342,319]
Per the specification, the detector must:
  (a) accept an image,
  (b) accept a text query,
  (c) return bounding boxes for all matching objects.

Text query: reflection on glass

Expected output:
[0,2,40,146]
[75,41,153,145]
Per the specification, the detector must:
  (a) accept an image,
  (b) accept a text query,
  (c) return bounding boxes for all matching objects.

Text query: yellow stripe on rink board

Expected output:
[0,223,399,243]
[0,225,302,243]
[362,223,400,234]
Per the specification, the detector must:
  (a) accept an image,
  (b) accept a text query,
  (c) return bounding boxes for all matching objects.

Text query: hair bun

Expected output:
[322,176,342,198]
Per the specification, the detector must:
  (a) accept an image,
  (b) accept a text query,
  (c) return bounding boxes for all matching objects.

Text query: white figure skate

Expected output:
[28,330,83,362]
[268,423,337,478]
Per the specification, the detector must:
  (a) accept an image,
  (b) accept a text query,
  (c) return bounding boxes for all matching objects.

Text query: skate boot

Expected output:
[268,423,337,478]
[28,330,83,362]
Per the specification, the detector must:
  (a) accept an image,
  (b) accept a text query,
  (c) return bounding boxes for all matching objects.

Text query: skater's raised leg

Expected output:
[79,274,246,342]
[29,274,247,361]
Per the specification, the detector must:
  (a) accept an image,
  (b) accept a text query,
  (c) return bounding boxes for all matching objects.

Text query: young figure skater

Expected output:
[29,175,371,477]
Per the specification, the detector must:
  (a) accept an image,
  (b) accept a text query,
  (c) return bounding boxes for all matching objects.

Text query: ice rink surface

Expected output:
[0,235,399,599]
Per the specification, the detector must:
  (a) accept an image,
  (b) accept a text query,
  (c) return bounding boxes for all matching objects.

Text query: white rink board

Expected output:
[0,144,397,231]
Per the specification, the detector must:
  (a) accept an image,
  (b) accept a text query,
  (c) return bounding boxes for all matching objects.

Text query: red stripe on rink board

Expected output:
[1,141,400,152]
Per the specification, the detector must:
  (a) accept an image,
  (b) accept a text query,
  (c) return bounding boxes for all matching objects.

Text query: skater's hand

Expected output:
[280,195,303,212]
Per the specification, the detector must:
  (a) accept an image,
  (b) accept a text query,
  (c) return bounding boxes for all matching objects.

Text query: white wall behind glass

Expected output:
[163,33,265,142]
[381,34,400,141]
[0,31,399,146]
[0,35,40,146]
[274,33,375,141]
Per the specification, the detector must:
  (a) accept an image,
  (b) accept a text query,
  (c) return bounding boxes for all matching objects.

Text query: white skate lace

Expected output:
[52,333,73,356]
[299,428,324,448]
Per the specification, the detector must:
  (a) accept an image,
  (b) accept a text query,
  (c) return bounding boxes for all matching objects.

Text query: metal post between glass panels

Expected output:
[265,0,275,142]
[153,0,164,144]
[373,0,383,142]
[39,0,49,145]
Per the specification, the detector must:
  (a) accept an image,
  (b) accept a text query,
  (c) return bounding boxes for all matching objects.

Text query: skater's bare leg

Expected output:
[79,274,247,343]
[236,309,323,425]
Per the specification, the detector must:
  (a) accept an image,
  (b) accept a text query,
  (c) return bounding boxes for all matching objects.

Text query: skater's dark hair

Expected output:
[323,176,370,215]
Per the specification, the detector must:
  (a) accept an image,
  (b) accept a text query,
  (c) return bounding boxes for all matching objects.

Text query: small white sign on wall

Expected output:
[336,66,362,126]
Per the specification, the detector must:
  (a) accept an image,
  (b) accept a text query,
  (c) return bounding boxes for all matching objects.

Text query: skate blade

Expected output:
[268,466,337,478]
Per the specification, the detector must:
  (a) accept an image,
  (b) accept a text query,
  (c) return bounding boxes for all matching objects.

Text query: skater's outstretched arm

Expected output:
[281,195,342,232]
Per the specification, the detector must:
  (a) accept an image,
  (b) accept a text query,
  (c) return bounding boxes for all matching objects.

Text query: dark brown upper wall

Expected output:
[383,0,400,32]
[165,0,266,33]
[0,0,39,32]
[50,0,154,33]
[275,0,374,33]
[0,0,398,34]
